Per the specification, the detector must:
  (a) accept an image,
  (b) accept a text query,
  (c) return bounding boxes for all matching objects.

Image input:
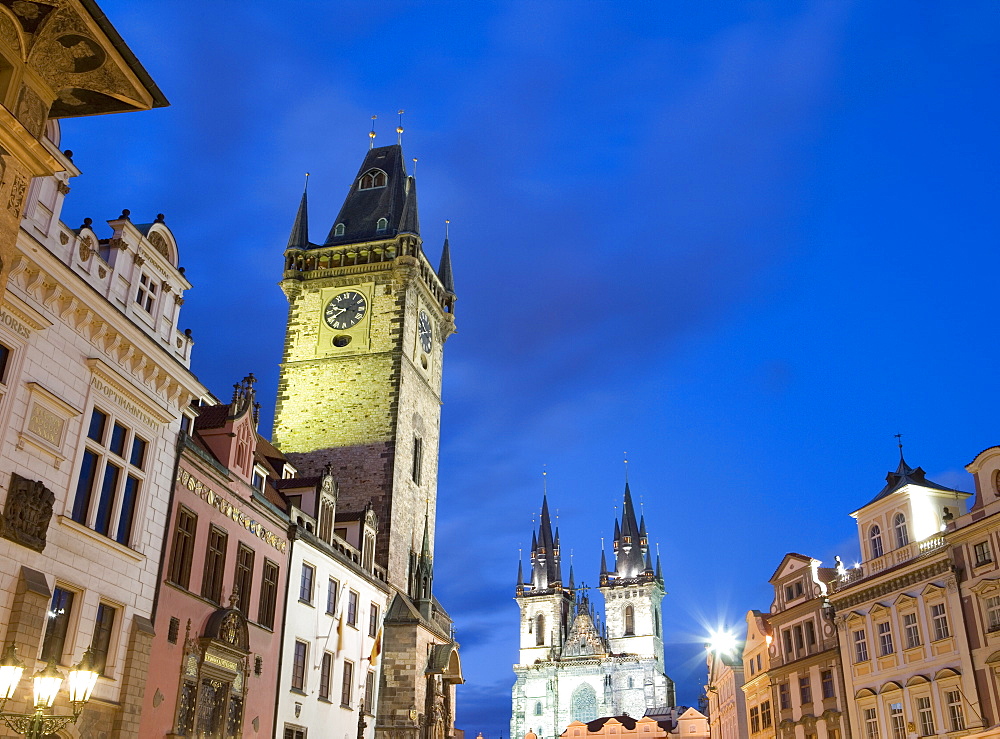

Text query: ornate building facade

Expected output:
[272,142,462,739]
[512,485,676,739]
[0,119,203,739]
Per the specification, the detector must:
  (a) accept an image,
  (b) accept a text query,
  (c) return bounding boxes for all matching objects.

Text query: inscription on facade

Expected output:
[176,469,287,553]
[27,404,63,445]
[91,376,159,428]
[0,308,30,339]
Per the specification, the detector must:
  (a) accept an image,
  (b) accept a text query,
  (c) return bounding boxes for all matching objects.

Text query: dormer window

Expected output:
[359,169,387,190]
[376,217,388,233]
[135,273,158,313]
[334,223,345,237]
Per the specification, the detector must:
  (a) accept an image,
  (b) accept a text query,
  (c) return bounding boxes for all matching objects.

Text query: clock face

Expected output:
[324,290,367,330]
[418,310,433,353]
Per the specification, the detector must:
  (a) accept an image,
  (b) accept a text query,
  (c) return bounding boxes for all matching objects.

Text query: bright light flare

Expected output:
[706,628,738,656]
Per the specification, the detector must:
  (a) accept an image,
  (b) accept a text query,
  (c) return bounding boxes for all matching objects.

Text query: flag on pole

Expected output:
[335,611,345,654]
[369,626,382,664]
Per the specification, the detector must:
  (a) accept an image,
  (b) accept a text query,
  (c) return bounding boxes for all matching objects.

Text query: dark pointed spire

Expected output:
[438,222,455,294]
[398,175,420,235]
[324,144,412,246]
[568,565,575,590]
[644,548,654,574]
[286,178,309,249]
[532,494,561,589]
[516,557,525,595]
[415,502,434,616]
[600,548,608,577]
[655,553,663,581]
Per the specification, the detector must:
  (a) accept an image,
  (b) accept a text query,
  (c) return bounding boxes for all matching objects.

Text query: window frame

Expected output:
[299,562,315,604]
[864,707,880,739]
[902,612,921,649]
[821,669,835,699]
[930,603,950,640]
[341,660,354,707]
[893,513,909,548]
[89,602,117,676]
[201,525,228,603]
[975,540,993,566]
[234,544,255,617]
[71,406,149,547]
[291,640,307,692]
[369,602,380,638]
[347,590,358,627]
[946,690,965,732]
[915,696,935,736]
[41,586,77,665]
[853,629,869,663]
[327,578,339,616]
[258,558,279,629]
[877,621,894,656]
[167,506,197,588]
[319,651,333,701]
[889,702,905,739]
[799,675,812,705]
[870,525,884,559]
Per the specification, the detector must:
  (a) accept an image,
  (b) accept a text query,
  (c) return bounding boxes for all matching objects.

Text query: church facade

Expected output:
[273,141,462,739]
[512,485,676,739]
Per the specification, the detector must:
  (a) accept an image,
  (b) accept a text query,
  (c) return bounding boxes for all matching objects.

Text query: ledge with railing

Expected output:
[833,534,947,592]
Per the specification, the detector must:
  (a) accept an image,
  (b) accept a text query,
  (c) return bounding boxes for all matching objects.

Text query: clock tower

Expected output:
[273,143,456,582]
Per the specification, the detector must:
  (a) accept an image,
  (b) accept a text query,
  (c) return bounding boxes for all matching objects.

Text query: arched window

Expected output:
[535,614,545,646]
[624,605,635,636]
[359,169,387,190]
[654,609,660,637]
[893,513,909,548]
[571,684,598,723]
[535,701,543,716]
[627,677,634,689]
[376,217,388,232]
[334,223,345,236]
[870,525,884,559]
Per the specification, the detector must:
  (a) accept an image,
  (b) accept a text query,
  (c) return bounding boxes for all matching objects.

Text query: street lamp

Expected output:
[0,643,99,739]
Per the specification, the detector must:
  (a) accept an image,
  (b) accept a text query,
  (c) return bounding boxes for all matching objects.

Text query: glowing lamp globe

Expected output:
[0,642,25,701]
[32,659,63,709]
[67,648,99,704]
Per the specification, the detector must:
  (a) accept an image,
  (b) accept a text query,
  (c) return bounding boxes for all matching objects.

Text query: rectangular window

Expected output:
[946,690,965,731]
[760,701,772,728]
[889,703,905,739]
[258,559,279,629]
[412,436,423,484]
[341,660,354,707]
[0,341,10,383]
[167,507,197,588]
[234,545,255,616]
[916,696,935,736]
[782,629,793,657]
[799,676,812,705]
[41,587,75,664]
[903,613,920,649]
[369,602,380,638]
[135,272,158,313]
[854,629,869,662]
[987,595,1000,631]
[864,708,880,739]
[319,652,332,701]
[931,603,950,640]
[821,669,835,699]
[90,602,116,675]
[793,625,804,653]
[877,621,894,655]
[284,729,306,739]
[291,640,307,691]
[300,563,315,604]
[71,408,146,546]
[365,670,375,714]
[750,706,760,734]
[779,683,790,710]
[975,541,993,566]
[327,579,339,616]
[201,526,228,603]
[805,620,817,650]
[348,590,358,626]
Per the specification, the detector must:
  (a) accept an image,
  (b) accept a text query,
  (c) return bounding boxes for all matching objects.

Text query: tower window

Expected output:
[893,513,909,548]
[412,437,423,485]
[536,614,545,646]
[359,169,387,190]
[376,217,388,232]
[869,524,883,559]
[334,223,345,236]
[624,605,634,636]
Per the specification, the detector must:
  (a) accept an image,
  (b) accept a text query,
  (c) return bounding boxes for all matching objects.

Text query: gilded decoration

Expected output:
[0,471,54,552]
[0,10,23,59]
[7,173,25,214]
[148,230,169,258]
[78,235,92,261]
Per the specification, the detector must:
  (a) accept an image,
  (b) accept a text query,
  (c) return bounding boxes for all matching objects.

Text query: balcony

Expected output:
[832,535,947,592]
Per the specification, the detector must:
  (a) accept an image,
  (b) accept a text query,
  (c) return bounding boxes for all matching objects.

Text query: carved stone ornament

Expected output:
[7,174,26,214]
[59,232,68,245]
[98,266,106,278]
[0,472,55,552]
[56,180,70,195]
[78,237,92,261]
[149,231,169,258]
[14,84,46,139]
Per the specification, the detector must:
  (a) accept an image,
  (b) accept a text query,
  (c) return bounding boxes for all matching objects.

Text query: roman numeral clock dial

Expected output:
[324,290,367,330]
[418,310,433,353]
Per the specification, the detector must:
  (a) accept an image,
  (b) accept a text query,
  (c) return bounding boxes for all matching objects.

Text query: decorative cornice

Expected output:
[830,558,953,610]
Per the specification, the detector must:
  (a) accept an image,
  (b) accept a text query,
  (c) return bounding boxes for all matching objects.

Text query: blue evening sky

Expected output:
[59,1,999,736]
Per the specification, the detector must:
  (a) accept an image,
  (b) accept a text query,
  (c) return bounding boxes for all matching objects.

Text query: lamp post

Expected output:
[0,643,99,739]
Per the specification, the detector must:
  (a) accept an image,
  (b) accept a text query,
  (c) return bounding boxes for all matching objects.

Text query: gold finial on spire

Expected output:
[397,109,405,145]
[542,464,547,496]
[412,157,418,177]
[303,172,310,192]
[369,114,377,149]
[445,219,450,239]
[624,451,629,483]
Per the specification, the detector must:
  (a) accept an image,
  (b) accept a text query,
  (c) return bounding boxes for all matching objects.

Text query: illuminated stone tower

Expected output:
[274,143,462,739]
[273,143,456,580]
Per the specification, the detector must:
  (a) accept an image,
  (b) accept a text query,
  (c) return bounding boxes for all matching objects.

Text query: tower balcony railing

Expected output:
[832,534,947,592]
[283,236,452,309]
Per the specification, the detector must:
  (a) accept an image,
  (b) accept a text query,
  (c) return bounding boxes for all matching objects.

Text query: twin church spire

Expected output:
[283,143,455,297]
[517,481,663,596]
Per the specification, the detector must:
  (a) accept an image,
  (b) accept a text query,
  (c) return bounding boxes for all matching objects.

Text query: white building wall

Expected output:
[276,531,391,739]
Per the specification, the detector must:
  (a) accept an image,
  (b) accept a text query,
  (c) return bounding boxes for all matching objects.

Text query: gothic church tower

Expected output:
[273,143,456,581]
[273,142,462,739]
